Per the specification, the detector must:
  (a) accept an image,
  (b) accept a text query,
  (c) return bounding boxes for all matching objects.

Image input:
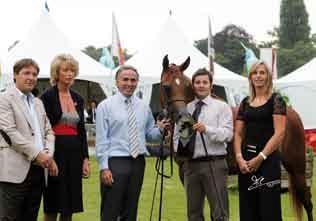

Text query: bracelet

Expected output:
[259,152,267,160]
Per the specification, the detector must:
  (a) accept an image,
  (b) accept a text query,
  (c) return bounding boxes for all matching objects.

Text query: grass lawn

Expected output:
[39,156,316,221]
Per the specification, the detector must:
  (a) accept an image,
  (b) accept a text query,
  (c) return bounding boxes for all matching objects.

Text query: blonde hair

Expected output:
[50,54,79,85]
[248,60,273,102]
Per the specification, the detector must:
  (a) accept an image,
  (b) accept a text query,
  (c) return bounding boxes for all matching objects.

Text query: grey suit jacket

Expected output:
[0,87,55,183]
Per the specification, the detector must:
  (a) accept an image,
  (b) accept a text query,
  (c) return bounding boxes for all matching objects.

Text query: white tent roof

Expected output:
[1,12,112,92]
[276,57,316,84]
[275,57,316,129]
[123,16,248,93]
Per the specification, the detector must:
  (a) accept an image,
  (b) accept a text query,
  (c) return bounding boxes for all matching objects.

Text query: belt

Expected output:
[189,155,226,162]
[110,155,145,160]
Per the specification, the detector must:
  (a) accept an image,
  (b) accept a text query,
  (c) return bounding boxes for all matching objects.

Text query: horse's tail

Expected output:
[288,173,303,221]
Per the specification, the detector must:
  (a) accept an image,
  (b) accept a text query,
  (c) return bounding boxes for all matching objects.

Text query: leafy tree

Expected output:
[279,0,311,48]
[278,40,316,77]
[258,27,280,48]
[194,24,259,74]
[82,45,103,61]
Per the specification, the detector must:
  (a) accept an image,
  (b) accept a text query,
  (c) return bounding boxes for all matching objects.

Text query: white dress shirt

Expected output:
[174,95,233,158]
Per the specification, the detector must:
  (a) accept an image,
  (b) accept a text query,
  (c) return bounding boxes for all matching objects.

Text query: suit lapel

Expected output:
[9,88,35,130]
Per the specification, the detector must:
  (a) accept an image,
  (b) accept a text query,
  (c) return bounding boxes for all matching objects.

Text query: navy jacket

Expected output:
[40,86,89,159]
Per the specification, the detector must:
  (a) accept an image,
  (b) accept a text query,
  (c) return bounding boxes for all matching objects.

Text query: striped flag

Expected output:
[99,47,115,69]
[208,17,215,75]
[240,42,258,75]
[111,13,125,65]
[260,48,278,79]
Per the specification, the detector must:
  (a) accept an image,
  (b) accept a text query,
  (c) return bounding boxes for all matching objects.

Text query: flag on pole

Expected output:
[208,16,215,75]
[240,42,258,75]
[260,48,278,79]
[99,47,115,69]
[44,0,50,12]
[111,13,125,65]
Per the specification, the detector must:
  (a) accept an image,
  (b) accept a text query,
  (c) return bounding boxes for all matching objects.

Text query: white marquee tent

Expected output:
[0,12,113,95]
[275,57,316,129]
[120,16,248,104]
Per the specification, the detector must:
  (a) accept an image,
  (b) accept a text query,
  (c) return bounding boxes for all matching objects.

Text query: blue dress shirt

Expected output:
[96,92,161,170]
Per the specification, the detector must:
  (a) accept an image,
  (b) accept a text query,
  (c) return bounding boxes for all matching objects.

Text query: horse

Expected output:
[159,55,313,221]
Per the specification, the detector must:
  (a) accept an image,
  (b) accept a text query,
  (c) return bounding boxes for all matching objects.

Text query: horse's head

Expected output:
[160,55,195,139]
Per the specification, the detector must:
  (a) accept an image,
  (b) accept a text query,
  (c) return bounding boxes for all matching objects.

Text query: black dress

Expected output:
[236,93,286,221]
[41,87,89,215]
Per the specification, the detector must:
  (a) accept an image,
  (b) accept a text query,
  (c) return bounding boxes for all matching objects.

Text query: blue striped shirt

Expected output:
[96,92,161,170]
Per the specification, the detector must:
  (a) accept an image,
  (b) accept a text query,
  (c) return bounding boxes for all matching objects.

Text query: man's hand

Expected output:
[34,150,52,168]
[48,160,59,176]
[101,169,113,186]
[157,118,170,132]
[193,122,206,133]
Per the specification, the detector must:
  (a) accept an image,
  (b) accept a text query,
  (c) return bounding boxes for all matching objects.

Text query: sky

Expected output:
[0,0,315,58]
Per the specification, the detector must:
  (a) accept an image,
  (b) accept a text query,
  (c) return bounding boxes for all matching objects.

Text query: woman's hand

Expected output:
[82,158,91,178]
[246,155,264,173]
[237,157,250,174]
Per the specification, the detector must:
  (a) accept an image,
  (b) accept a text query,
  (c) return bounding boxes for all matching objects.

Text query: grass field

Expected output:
[39,156,316,221]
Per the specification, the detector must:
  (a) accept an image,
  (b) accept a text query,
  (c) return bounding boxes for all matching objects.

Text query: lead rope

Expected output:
[149,128,173,221]
[200,132,227,220]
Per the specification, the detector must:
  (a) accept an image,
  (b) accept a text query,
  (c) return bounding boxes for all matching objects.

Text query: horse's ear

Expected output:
[162,55,169,71]
[180,56,190,72]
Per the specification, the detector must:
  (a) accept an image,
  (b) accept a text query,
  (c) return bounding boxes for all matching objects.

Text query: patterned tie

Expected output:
[126,98,140,158]
[188,100,204,153]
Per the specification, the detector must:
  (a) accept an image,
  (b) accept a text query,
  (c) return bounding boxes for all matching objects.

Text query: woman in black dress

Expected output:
[234,61,286,221]
[41,54,90,221]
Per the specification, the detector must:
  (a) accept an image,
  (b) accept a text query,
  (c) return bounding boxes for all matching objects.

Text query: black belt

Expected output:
[110,155,145,160]
[189,155,226,162]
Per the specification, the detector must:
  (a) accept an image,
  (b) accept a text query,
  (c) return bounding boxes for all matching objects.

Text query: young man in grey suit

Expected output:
[0,58,57,221]
[174,68,233,221]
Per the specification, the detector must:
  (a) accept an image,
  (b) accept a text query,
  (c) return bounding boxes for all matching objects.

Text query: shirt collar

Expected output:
[193,95,212,106]
[117,91,136,104]
[15,86,34,101]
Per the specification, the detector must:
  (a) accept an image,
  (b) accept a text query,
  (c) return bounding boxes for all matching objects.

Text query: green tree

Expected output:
[279,0,311,48]
[82,45,103,61]
[278,40,316,77]
[194,24,259,74]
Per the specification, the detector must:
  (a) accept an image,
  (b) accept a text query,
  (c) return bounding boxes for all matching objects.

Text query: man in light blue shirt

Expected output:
[96,65,168,221]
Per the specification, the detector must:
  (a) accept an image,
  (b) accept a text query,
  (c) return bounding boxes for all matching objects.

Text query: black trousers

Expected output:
[238,151,282,221]
[100,156,145,221]
[0,165,44,221]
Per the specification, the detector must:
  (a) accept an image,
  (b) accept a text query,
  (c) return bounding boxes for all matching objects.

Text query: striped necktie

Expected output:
[126,98,140,158]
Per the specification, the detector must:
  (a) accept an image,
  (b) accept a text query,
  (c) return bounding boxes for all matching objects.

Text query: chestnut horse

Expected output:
[159,55,313,221]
